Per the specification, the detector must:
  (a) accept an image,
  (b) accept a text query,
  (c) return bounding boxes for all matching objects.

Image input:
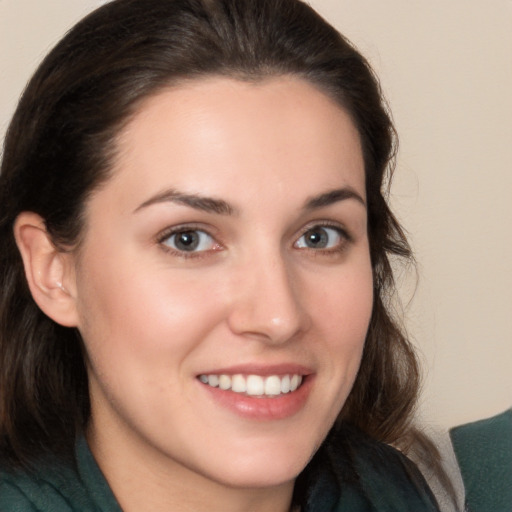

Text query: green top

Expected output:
[0,437,121,512]
[450,408,512,512]
[0,428,440,511]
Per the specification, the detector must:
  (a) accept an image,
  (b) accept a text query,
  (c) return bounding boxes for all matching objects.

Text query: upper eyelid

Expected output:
[296,220,351,239]
[156,223,218,243]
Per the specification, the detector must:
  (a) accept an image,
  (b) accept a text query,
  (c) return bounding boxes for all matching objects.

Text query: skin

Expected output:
[56,77,373,511]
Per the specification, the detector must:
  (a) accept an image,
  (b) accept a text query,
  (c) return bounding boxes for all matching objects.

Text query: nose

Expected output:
[226,251,310,345]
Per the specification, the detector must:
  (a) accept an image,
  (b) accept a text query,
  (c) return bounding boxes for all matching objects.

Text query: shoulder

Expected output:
[349,431,440,510]
[0,475,38,512]
[0,457,95,512]
[304,425,441,512]
[0,437,122,512]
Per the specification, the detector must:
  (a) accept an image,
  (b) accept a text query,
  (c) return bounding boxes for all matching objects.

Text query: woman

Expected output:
[0,0,442,510]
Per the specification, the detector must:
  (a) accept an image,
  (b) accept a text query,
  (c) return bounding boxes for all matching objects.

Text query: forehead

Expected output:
[103,76,365,212]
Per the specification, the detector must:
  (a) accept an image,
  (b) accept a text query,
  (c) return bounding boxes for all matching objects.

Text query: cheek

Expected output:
[314,263,373,341]
[295,260,373,440]
[74,250,225,384]
[309,258,374,384]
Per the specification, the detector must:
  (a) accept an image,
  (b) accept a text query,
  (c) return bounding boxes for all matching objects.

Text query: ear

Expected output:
[14,212,79,327]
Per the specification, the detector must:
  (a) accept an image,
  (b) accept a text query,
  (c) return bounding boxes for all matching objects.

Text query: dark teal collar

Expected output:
[300,426,440,512]
[75,437,123,511]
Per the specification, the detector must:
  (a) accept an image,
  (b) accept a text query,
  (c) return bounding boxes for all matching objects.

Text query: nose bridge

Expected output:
[227,244,307,344]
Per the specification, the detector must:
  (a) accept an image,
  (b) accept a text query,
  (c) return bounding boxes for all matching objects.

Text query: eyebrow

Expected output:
[134,188,236,215]
[134,186,365,215]
[304,187,366,210]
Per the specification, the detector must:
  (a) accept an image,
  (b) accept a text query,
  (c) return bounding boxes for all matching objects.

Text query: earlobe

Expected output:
[13,212,79,327]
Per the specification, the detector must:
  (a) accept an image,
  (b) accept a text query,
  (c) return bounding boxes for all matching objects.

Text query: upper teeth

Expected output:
[198,374,303,396]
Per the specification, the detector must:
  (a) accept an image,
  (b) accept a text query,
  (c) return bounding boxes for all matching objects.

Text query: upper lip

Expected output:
[197,363,313,377]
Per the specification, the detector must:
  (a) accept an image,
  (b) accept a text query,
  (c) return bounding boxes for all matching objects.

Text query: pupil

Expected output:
[306,229,327,248]
[176,231,199,251]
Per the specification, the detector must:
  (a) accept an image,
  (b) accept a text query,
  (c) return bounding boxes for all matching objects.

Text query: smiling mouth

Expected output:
[198,373,304,397]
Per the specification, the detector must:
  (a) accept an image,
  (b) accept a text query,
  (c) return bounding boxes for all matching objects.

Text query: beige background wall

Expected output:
[1,0,511,431]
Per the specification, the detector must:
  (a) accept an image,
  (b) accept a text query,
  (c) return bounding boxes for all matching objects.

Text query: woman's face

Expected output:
[71,77,373,491]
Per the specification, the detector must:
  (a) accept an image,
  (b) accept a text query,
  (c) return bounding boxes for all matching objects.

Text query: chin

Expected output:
[197,437,317,489]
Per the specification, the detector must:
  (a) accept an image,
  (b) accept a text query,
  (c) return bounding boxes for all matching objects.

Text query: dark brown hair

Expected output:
[1,0,419,472]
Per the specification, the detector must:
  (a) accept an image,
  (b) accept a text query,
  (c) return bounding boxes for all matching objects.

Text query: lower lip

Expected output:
[199,376,313,421]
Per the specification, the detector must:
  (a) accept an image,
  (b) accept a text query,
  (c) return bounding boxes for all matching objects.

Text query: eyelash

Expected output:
[294,222,352,255]
[156,222,352,260]
[157,224,221,259]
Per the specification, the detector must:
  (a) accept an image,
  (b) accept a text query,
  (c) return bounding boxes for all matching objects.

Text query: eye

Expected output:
[295,226,346,250]
[161,229,216,253]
